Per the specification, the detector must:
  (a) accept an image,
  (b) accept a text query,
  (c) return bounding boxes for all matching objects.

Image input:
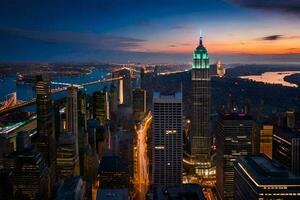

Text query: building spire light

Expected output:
[199,29,203,46]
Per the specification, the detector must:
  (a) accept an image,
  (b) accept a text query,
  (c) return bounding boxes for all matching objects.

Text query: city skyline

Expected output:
[1,1,300,200]
[1,0,300,64]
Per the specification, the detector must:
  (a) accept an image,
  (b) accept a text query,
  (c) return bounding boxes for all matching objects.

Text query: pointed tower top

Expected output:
[199,29,203,46]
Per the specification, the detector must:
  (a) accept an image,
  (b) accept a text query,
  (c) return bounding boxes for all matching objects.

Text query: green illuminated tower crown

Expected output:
[192,37,209,69]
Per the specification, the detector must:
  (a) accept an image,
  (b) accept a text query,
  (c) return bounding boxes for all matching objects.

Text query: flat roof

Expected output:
[99,156,128,173]
[153,92,182,103]
[57,177,84,199]
[154,184,206,200]
[96,189,128,200]
[237,155,300,185]
[219,112,252,121]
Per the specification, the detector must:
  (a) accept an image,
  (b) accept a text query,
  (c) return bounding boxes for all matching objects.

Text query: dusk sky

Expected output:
[1,0,300,64]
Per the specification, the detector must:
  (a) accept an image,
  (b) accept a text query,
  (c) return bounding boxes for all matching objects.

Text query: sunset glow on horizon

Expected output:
[1,0,300,63]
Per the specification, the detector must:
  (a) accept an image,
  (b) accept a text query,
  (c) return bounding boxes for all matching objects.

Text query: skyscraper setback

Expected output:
[190,36,211,172]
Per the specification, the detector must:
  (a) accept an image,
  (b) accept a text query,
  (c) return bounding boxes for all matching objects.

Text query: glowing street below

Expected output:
[134,112,152,200]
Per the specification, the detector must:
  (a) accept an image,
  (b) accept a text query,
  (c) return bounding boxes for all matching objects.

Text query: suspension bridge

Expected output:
[0,76,123,115]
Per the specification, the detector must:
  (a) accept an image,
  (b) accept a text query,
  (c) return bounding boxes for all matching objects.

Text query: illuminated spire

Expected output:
[193,32,209,69]
[199,29,203,46]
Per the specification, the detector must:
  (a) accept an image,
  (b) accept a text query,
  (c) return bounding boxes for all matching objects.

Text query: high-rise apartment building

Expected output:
[216,113,253,200]
[152,92,183,188]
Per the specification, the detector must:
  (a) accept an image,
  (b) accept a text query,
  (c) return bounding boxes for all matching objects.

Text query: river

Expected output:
[239,71,300,88]
[0,68,109,111]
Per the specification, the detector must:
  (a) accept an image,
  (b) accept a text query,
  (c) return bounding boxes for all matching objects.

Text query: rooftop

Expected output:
[155,184,206,200]
[96,189,128,200]
[99,156,128,173]
[153,92,182,102]
[236,155,300,185]
[219,112,253,121]
[56,176,85,200]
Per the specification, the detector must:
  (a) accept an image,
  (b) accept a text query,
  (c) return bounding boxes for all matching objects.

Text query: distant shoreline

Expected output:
[239,71,300,88]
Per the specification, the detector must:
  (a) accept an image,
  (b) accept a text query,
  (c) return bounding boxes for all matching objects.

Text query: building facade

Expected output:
[93,91,107,126]
[35,75,56,166]
[13,146,49,199]
[112,68,132,106]
[259,124,273,159]
[273,129,300,175]
[190,37,211,173]
[133,88,147,121]
[152,92,183,187]
[66,86,79,156]
[56,133,80,177]
[216,113,253,200]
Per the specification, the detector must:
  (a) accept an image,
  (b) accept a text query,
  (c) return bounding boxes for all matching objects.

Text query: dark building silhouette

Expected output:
[35,75,56,167]
[216,113,253,200]
[93,91,107,126]
[98,156,129,189]
[34,75,56,197]
[234,155,300,199]
[273,128,300,175]
[56,176,87,200]
[10,132,49,200]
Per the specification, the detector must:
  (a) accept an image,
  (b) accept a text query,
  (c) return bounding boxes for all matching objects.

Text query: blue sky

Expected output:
[1,0,300,64]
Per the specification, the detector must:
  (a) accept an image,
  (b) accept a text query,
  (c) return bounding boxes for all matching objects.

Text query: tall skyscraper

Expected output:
[190,36,211,171]
[234,155,300,199]
[66,86,79,156]
[152,92,183,188]
[78,90,88,130]
[140,67,145,89]
[93,91,107,126]
[109,84,118,115]
[132,88,146,121]
[103,86,110,120]
[35,75,56,166]
[216,60,225,77]
[112,68,132,106]
[34,75,56,197]
[216,113,253,200]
